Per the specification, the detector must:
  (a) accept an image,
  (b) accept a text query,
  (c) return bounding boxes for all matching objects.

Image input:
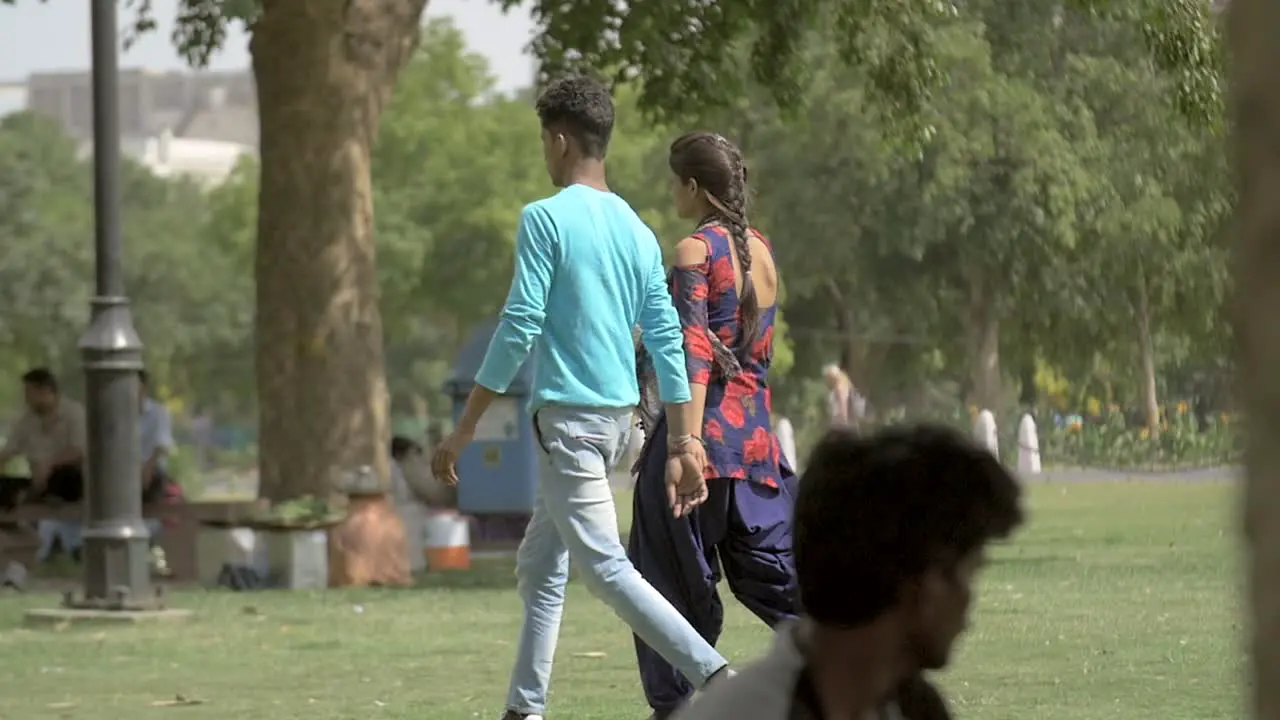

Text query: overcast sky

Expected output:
[0,0,536,106]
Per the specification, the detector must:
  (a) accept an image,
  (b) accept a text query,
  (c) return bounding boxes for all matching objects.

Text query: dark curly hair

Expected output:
[20,367,57,392]
[668,132,759,364]
[535,75,615,159]
[795,424,1024,627]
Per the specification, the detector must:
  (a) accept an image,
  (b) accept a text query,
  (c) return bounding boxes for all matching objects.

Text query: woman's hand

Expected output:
[665,436,710,517]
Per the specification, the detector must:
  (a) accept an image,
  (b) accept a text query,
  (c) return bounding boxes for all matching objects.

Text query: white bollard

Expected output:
[973,409,999,458]
[776,417,798,472]
[1017,413,1041,474]
[424,510,471,572]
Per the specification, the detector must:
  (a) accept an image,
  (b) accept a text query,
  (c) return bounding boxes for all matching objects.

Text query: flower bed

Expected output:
[1032,404,1239,471]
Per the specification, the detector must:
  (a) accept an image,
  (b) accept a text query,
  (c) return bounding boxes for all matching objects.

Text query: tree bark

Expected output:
[1228,1,1280,718]
[823,279,888,393]
[1135,266,1160,438]
[250,0,429,501]
[964,271,1002,412]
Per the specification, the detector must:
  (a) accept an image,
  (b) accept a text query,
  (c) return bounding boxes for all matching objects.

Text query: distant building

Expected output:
[16,68,258,187]
[0,81,26,117]
[110,131,254,188]
[25,69,257,144]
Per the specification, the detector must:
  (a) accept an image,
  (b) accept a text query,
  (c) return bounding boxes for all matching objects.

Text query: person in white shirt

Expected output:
[35,369,182,563]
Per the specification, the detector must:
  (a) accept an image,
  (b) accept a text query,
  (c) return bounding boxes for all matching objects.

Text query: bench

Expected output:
[0,500,256,582]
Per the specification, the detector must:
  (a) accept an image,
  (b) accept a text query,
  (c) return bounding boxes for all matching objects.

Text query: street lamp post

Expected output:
[65,0,157,611]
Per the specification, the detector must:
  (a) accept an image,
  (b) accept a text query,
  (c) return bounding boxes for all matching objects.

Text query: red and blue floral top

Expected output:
[636,222,790,488]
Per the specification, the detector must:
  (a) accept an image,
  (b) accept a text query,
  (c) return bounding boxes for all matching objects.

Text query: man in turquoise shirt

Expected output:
[432,76,730,720]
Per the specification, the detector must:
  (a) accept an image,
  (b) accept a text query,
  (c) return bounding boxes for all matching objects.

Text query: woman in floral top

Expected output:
[629,132,799,720]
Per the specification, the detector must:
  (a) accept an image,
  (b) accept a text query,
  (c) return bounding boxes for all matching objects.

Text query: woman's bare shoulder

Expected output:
[675,234,712,267]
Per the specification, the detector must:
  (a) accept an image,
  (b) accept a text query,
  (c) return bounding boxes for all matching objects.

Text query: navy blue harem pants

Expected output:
[627,414,800,713]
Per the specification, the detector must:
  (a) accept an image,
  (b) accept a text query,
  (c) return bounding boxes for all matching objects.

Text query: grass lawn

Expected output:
[0,483,1240,720]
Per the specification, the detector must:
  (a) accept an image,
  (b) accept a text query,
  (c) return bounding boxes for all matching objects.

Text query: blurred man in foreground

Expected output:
[675,425,1024,720]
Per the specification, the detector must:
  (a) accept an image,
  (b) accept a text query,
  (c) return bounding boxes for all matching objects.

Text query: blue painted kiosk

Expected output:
[443,320,537,545]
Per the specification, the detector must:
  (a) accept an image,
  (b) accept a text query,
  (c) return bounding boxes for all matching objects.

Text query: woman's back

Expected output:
[677,222,785,488]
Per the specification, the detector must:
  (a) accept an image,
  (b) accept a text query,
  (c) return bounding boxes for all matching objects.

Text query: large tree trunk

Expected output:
[964,271,1002,413]
[250,0,429,502]
[1135,266,1160,438]
[823,279,888,393]
[1229,1,1280,718]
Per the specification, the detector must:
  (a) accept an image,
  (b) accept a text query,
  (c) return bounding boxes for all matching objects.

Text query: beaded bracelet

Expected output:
[667,433,704,455]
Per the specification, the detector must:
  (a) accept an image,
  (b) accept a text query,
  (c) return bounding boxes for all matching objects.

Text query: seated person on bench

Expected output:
[138,370,183,539]
[0,368,87,509]
[32,370,183,564]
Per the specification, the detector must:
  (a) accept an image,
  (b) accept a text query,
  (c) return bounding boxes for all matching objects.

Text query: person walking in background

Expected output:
[629,131,798,720]
[675,425,1025,720]
[430,76,732,720]
[822,364,864,430]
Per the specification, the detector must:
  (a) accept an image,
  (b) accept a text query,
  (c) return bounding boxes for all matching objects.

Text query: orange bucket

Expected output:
[424,510,471,571]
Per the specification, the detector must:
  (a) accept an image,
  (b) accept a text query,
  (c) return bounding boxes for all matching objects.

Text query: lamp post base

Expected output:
[23,586,192,627]
[77,296,162,608]
[61,581,170,612]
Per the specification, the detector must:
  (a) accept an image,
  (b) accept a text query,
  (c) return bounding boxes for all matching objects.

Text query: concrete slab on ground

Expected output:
[24,607,194,627]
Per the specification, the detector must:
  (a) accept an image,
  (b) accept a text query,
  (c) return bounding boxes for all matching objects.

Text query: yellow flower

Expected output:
[1220,413,1231,425]
[1176,401,1189,416]
[1139,427,1150,440]
[1086,398,1102,417]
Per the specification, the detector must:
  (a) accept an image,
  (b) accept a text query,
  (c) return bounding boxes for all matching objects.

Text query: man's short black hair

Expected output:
[535,75,615,159]
[795,425,1024,627]
[20,368,57,392]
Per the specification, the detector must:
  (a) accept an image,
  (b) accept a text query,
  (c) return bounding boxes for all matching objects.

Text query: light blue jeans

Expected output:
[505,405,728,715]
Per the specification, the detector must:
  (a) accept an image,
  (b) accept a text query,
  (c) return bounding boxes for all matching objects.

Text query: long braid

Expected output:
[709,138,761,364]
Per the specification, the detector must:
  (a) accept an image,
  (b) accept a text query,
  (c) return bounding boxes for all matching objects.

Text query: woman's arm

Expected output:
[671,236,713,438]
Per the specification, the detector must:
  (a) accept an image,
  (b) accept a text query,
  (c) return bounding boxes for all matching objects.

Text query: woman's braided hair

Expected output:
[668,131,761,364]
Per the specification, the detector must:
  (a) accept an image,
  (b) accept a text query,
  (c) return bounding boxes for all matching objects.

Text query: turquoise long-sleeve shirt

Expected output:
[474,184,691,411]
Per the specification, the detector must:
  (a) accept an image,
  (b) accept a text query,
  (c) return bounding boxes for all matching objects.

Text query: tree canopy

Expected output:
[0,14,1228,459]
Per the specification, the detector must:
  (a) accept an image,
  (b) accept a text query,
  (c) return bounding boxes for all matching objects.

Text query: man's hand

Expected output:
[665,438,710,518]
[431,427,475,487]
